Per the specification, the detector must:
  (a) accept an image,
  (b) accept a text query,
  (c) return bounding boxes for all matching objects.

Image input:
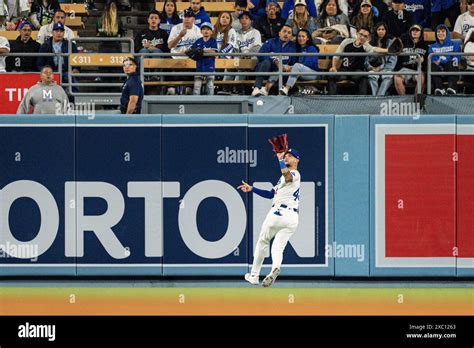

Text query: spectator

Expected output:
[2,0,30,30]
[185,0,210,27]
[328,26,388,95]
[37,22,78,86]
[120,57,143,114]
[431,0,461,30]
[251,25,297,96]
[213,12,238,94]
[315,0,351,28]
[6,21,40,72]
[365,22,397,95]
[96,0,125,83]
[135,10,169,54]
[279,28,319,95]
[394,24,428,95]
[351,0,378,32]
[159,0,181,35]
[428,24,461,94]
[248,0,267,20]
[382,0,414,38]
[316,0,349,15]
[37,9,75,45]
[189,22,218,95]
[213,12,238,55]
[463,27,474,92]
[0,34,10,72]
[282,0,317,19]
[237,10,263,56]
[231,0,246,31]
[452,0,474,39]
[404,0,431,28]
[350,0,388,21]
[17,65,69,114]
[231,10,262,93]
[85,0,97,12]
[168,8,202,58]
[285,0,317,36]
[29,0,60,29]
[255,1,285,42]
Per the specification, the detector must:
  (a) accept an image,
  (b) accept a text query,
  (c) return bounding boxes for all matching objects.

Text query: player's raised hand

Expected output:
[237,180,252,193]
[277,152,285,160]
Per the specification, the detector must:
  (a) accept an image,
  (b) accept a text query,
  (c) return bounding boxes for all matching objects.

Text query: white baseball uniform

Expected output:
[250,169,301,276]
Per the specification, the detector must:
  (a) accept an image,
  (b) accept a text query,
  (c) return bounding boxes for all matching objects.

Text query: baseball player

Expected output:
[238,147,301,287]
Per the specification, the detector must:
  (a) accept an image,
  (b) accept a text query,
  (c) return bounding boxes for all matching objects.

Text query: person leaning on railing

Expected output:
[328,25,388,95]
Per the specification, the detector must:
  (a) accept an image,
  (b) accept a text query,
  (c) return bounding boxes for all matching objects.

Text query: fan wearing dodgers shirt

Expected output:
[168,7,202,58]
[238,142,301,288]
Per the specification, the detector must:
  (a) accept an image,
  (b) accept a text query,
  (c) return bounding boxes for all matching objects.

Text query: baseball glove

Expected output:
[268,134,289,154]
[387,37,404,54]
[187,47,204,61]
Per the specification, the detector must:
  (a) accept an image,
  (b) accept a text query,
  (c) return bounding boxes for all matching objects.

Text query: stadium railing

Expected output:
[427,52,474,94]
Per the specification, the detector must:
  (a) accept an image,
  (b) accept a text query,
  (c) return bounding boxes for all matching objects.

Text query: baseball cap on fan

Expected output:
[285,148,300,160]
[53,22,65,31]
[183,8,195,17]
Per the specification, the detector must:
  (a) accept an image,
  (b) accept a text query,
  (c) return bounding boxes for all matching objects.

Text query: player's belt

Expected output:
[273,204,298,213]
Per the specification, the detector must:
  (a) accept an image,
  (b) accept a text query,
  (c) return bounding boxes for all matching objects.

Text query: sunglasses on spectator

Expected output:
[191,2,200,4]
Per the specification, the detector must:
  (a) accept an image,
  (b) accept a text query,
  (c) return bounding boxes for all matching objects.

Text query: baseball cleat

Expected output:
[262,268,280,287]
[244,273,259,285]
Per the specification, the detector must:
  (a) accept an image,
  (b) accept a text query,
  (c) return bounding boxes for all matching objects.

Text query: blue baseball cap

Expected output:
[200,22,214,30]
[19,21,32,30]
[286,148,300,160]
[53,23,65,31]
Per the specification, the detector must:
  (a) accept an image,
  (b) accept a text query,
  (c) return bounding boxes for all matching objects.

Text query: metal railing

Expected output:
[0,49,424,97]
[135,51,424,95]
[427,52,474,94]
[67,37,134,95]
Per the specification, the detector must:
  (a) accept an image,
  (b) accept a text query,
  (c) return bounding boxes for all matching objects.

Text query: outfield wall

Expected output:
[0,114,472,277]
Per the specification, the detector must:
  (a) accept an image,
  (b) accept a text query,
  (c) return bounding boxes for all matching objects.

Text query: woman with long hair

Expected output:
[159,0,181,34]
[96,0,125,83]
[29,0,60,29]
[316,0,350,27]
[213,12,239,94]
[279,29,319,95]
[350,0,377,32]
[365,22,397,96]
[285,0,317,36]
[213,12,238,55]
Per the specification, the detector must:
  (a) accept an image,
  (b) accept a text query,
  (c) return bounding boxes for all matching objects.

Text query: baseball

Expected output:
[256,100,264,106]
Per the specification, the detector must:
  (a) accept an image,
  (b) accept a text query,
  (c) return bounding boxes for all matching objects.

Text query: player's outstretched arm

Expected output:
[237,181,274,199]
[277,152,293,183]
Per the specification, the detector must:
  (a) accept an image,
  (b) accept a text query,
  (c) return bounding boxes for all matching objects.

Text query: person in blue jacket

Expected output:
[251,24,297,96]
[282,0,317,19]
[189,22,218,95]
[187,0,211,27]
[279,29,319,95]
[428,24,462,94]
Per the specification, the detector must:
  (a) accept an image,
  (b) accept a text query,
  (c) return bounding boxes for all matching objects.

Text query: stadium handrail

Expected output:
[427,52,474,94]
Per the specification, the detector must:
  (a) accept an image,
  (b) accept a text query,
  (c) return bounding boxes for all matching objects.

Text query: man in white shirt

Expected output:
[0,35,11,72]
[453,0,474,39]
[168,7,202,58]
[37,9,75,45]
